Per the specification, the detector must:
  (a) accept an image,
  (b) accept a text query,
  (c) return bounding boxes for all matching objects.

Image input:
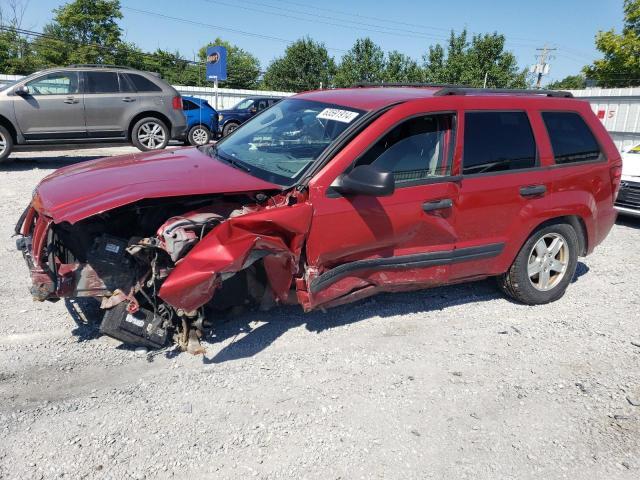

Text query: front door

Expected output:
[13,71,86,140]
[304,109,460,308]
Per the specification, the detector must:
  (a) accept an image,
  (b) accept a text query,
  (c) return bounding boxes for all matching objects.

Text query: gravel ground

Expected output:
[1,146,639,480]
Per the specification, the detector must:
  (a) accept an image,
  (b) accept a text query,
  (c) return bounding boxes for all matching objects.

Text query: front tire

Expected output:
[498,223,579,305]
[132,117,169,151]
[0,125,14,163]
[222,121,240,137]
[187,125,211,146]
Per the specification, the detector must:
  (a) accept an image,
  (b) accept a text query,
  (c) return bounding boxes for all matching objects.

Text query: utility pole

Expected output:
[531,45,557,89]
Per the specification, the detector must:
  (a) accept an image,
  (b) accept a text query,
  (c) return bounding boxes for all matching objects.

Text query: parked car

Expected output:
[182,95,218,146]
[615,143,640,217]
[0,65,187,162]
[15,85,621,352]
[217,96,282,137]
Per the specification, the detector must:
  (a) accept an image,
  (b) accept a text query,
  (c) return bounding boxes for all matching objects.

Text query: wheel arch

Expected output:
[0,114,18,143]
[127,111,172,140]
[527,215,589,257]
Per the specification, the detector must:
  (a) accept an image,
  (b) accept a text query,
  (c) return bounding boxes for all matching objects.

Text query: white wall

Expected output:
[569,87,640,150]
[0,73,292,110]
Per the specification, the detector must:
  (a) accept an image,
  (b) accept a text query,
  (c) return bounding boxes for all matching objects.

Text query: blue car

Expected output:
[182,96,219,146]
[218,96,282,137]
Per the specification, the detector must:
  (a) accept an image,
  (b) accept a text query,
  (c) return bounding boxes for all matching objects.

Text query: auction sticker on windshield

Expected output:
[317,108,359,123]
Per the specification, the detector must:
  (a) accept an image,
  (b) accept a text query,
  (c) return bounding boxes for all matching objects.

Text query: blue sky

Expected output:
[16,0,623,84]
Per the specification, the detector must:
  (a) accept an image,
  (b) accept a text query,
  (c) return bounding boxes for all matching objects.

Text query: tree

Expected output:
[546,74,587,90]
[263,37,335,92]
[383,51,423,83]
[32,0,124,66]
[198,38,260,89]
[334,37,385,87]
[423,30,529,88]
[0,0,38,74]
[583,0,640,87]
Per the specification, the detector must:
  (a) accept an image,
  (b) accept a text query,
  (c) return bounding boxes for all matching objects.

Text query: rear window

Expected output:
[542,112,602,164]
[127,73,162,92]
[463,111,537,174]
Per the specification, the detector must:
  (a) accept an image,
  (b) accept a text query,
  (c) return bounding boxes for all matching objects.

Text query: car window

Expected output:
[183,100,198,111]
[118,73,134,93]
[234,98,254,110]
[463,111,537,175]
[25,72,79,95]
[257,100,268,110]
[354,113,456,183]
[127,73,162,92]
[85,71,119,94]
[542,112,602,164]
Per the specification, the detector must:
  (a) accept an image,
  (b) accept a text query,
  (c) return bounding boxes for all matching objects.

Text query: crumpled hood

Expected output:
[34,147,281,224]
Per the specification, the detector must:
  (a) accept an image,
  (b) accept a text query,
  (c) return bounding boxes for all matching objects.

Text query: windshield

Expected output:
[0,80,17,92]
[214,98,365,186]
[233,98,255,110]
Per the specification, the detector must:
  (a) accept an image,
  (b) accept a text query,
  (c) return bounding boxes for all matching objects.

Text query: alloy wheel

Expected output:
[527,233,570,291]
[191,127,209,145]
[137,122,166,149]
[0,131,6,156]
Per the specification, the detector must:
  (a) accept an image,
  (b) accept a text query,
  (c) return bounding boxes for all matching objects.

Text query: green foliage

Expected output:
[583,0,640,87]
[198,38,261,89]
[424,30,529,88]
[263,37,335,91]
[546,74,587,90]
[383,51,423,83]
[334,37,385,87]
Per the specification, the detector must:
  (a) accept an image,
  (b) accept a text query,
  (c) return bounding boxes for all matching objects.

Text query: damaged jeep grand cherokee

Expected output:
[15,86,622,352]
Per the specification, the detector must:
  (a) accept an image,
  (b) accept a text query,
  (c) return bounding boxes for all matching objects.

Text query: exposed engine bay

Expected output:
[17,191,309,353]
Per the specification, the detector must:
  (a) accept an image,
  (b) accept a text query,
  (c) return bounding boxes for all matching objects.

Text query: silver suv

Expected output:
[0,65,187,162]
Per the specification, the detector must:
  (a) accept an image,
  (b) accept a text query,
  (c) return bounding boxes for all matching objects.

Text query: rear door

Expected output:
[83,70,134,138]
[304,104,461,308]
[13,70,86,140]
[451,108,550,281]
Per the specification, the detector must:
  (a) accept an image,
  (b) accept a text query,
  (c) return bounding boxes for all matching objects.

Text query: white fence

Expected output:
[0,73,292,110]
[570,88,640,150]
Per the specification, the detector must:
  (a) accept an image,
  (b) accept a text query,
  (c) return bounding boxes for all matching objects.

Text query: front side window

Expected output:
[25,72,79,95]
[463,111,537,175]
[257,99,268,110]
[542,112,602,164]
[354,113,456,183]
[214,98,364,186]
[85,71,119,94]
[234,98,254,110]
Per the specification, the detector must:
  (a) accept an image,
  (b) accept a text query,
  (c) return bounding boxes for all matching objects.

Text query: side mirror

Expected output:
[332,165,395,197]
[13,85,30,96]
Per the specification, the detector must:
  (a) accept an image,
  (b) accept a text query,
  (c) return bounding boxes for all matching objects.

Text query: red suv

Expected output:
[15,85,622,351]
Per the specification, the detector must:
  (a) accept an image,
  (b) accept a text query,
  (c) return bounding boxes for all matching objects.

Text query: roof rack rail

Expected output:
[354,82,466,89]
[434,87,573,98]
[67,64,136,70]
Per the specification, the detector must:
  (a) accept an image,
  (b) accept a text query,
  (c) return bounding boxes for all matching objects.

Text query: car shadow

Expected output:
[63,261,591,361]
[1,155,106,171]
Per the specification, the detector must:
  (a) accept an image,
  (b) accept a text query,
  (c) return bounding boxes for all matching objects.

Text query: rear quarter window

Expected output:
[127,73,163,92]
[542,112,602,164]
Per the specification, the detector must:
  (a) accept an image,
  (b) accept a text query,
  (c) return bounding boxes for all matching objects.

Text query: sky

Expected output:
[12,0,625,85]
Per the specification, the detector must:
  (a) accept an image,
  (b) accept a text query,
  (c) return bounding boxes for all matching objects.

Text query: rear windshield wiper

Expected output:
[207,145,251,173]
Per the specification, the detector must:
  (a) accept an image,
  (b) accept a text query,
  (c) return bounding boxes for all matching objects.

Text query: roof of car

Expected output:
[293,86,574,111]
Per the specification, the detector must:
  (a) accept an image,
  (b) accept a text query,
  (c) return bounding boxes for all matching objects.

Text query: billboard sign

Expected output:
[206,46,227,82]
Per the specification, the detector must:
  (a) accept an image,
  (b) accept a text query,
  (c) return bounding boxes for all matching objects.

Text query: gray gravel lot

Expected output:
[1,145,639,480]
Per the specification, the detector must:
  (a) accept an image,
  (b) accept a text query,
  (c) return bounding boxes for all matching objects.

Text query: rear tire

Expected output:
[187,125,211,146]
[131,117,169,151]
[498,223,579,305]
[222,121,240,137]
[0,125,14,163]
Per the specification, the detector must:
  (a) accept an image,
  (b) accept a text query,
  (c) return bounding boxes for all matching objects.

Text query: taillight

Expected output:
[172,96,183,110]
[610,164,623,201]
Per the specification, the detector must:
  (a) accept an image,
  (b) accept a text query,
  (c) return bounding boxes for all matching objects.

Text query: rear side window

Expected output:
[127,74,162,92]
[542,112,602,164]
[463,111,537,174]
[183,100,198,111]
[354,113,456,184]
[85,71,119,93]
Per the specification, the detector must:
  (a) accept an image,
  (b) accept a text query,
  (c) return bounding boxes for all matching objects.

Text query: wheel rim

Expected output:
[137,122,166,149]
[527,233,570,291]
[191,127,208,145]
[227,124,238,134]
[0,131,6,156]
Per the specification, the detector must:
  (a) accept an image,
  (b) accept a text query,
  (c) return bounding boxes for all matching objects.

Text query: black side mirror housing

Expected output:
[13,85,29,96]
[332,165,395,197]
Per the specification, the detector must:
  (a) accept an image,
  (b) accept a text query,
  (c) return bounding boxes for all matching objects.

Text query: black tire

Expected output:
[131,117,169,151]
[498,223,579,305]
[222,121,240,137]
[0,125,14,163]
[187,124,211,146]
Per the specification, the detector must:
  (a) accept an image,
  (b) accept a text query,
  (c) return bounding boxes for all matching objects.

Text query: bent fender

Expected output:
[159,202,313,311]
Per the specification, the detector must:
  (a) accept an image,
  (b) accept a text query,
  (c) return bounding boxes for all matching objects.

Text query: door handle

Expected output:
[63,97,79,104]
[422,198,453,212]
[519,185,547,197]
[122,97,136,102]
